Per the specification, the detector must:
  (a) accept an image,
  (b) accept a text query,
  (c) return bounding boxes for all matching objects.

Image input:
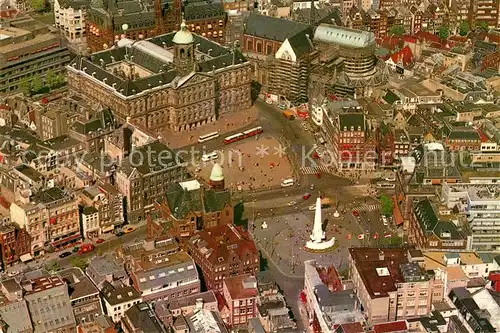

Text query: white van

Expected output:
[202,151,219,162]
[281,179,295,187]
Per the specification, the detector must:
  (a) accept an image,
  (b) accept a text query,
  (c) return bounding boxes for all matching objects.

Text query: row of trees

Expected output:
[389,21,489,39]
[31,0,50,12]
[20,70,66,97]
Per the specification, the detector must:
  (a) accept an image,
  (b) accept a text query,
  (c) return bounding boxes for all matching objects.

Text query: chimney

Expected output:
[379,251,385,261]
[195,298,204,310]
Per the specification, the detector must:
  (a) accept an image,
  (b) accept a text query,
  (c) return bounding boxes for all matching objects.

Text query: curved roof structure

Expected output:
[314,24,375,48]
[173,21,194,45]
[210,163,224,182]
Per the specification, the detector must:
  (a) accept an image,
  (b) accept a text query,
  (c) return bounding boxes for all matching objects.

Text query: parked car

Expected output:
[309,205,316,211]
[72,247,80,253]
[124,226,136,234]
[287,201,297,206]
[96,238,105,244]
[310,184,315,190]
[79,243,94,255]
[382,215,389,226]
[116,231,125,237]
[303,193,312,200]
[352,210,360,217]
[59,252,72,258]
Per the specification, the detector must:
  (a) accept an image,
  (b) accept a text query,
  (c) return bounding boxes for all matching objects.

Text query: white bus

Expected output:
[281,178,295,187]
[198,131,220,143]
[377,183,395,189]
[202,151,219,162]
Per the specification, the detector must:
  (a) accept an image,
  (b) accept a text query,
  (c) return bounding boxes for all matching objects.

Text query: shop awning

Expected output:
[20,253,33,262]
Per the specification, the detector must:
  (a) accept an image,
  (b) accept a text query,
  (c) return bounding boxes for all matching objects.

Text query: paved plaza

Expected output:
[252,208,362,278]
[163,106,259,148]
[192,135,294,191]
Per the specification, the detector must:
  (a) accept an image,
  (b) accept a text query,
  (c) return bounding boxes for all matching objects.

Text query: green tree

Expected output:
[390,25,405,36]
[31,75,43,94]
[476,21,489,31]
[31,0,47,12]
[45,69,55,88]
[71,257,88,271]
[380,194,394,216]
[459,21,470,36]
[439,25,450,40]
[19,79,31,96]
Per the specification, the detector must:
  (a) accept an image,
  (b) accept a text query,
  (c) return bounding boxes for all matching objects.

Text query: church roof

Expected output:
[244,13,311,42]
[173,21,194,45]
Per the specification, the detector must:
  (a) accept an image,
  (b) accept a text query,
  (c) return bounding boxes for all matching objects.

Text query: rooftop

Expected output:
[224,274,258,299]
[101,281,141,305]
[349,248,415,298]
[422,251,484,270]
[314,24,375,48]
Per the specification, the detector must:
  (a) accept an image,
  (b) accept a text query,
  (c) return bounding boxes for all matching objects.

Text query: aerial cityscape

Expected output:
[0,0,499,331]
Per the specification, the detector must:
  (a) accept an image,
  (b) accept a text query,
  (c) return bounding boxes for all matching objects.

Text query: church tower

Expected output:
[209,163,225,190]
[172,20,195,75]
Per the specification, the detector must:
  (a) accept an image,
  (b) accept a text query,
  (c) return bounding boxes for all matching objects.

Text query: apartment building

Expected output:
[118,241,200,302]
[304,260,364,333]
[349,248,444,324]
[441,183,500,251]
[408,199,468,250]
[332,112,376,170]
[80,184,124,234]
[186,223,259,291]
[115,141,188,223]
[10,187,81,255]
[53,0,88,46]
[222,274,258,328]
[149,179,233,241]
[86,253,129,289]
[101,281,142,323]
[23,276,77,332]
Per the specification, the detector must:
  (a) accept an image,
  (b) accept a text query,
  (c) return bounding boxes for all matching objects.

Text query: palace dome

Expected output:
[173,21,194,45]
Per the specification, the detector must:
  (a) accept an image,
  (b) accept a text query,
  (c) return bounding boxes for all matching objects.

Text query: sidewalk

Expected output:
[163,106,259,149]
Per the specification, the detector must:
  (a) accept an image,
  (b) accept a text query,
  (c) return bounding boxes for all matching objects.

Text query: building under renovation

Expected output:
[311,24,389,98]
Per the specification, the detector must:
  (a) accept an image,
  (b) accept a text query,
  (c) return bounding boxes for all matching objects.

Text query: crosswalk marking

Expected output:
[300,165,333,175]
[352,203,381,212]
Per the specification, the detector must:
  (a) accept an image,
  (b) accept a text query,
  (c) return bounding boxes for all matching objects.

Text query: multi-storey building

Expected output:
[69,107,116,154]
[80,184,125,234]
[349,248,444,324]
[331,112,376,170]
[0,225,17,268]
[59,267,104,324]
[376,122,395,166]
[54,0,88,48]
[184,0,227,44]
[242,13,311,92]
[222,274,258,328]
[394,129,410,157]
[117,240,200,302]
[67,25,251,134]
[408,199,468,250]
[10,187,81,255]
[86,253,129,289]
[82,206,100,239]
[303,260,364,333]
[441,183,500,251]
[148,179,233,241]
[35,97,81,141]
[186,223,259,291]
[470,0,499,28]
[85,0,181,52]
[23,276,77,332]
[25,135,85,173]
[268,27,314,104]
[101,281,142,322]
[115,141,187,223]
[0,16,71,95]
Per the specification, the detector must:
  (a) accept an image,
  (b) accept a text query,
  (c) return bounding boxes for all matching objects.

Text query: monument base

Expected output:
[305,237,336,251]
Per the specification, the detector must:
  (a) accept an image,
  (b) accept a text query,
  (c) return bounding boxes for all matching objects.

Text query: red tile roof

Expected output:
[415,31,441,44]
[377,36,404,51]
[392,196,404,226]
[477,129,490,143]
[189,224,258,266]
[373,321,408,333]
[340,322,365,333]
[390,46,414,67]
[224,274,258,300]
[403,36,418,44]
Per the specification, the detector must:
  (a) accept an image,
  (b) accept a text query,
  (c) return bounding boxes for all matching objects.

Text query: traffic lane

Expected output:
[46,226,147,268]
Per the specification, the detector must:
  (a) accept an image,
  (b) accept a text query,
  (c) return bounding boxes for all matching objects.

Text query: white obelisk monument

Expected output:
[306,197,336,250]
